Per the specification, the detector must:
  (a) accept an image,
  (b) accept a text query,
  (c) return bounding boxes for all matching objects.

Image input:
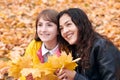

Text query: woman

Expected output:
[56,8,120,80]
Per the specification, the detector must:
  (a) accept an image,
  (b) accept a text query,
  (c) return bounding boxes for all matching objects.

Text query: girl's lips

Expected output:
[40,33,49,35]
[40,34,50,37]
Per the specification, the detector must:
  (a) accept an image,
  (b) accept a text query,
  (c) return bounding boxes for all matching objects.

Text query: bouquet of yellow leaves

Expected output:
[8,55,33,79]
[8,51,80,80]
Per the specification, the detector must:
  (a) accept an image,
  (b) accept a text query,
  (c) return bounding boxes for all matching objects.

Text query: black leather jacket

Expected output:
[74,37,120,80]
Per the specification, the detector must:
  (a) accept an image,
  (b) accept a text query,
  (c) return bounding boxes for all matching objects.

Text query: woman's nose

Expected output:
[63,28,69,34]
[61,28,69,37]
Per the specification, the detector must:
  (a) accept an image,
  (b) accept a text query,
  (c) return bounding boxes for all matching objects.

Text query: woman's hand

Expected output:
[55,69,76,80]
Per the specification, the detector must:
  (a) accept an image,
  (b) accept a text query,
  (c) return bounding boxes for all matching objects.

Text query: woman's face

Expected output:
[59,14,79,45]
[37,17,58,43]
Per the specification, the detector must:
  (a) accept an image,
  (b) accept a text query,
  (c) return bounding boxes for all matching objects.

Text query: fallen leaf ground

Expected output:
[0,0,120,73]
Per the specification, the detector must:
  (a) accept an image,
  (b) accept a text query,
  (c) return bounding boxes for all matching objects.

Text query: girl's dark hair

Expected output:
[35,9,58,41]
[57,8,99,69]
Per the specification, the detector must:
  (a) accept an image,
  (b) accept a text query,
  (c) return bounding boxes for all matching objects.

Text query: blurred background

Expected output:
[0,0,120,79]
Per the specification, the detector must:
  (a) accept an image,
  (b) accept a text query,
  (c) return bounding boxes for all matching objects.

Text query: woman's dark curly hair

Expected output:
[57,8,100,69]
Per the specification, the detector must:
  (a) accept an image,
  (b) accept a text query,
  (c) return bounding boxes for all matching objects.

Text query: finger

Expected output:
[58,70,65,76]
[58,72,66,80]
[54,69,60,75]
[62,76,68,80]
[26,73,34,80]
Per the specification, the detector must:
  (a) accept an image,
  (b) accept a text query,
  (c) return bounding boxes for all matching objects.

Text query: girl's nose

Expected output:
[41,25,47,31]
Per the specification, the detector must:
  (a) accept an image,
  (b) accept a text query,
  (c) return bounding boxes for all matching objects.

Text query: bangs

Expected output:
[39,13,53,22]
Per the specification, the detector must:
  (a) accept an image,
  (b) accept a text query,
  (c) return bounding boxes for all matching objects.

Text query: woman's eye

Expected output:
[66,23,71,26]
[59,27,63,31]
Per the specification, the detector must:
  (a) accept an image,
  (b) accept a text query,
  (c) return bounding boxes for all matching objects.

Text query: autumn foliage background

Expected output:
[0,0,120,78]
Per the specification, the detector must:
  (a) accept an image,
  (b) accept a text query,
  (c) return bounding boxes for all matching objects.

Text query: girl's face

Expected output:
[59,14,79,45]
[37,17,58,43]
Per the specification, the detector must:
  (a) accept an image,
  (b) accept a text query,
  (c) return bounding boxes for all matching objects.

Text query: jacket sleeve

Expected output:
[74,73,88,80]
[74,39,120,80]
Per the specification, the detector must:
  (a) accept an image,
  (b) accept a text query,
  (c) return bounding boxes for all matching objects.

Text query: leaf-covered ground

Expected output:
[0,0,120,75]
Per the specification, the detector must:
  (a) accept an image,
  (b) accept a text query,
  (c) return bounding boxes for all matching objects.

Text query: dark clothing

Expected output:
[74,36,120,80]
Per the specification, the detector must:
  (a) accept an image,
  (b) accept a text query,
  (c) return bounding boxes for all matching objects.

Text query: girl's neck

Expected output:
[44,40,58,50]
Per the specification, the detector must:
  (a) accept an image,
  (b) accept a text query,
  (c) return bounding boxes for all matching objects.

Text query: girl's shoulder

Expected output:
[29,39,42,46]
[25,39,42,56]
[27,39,42,50]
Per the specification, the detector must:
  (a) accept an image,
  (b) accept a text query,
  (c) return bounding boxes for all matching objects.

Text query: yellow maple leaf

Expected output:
[20,68,42,78]
[8,55,33,78]
[40,74,60,80]
[47,51,79,70]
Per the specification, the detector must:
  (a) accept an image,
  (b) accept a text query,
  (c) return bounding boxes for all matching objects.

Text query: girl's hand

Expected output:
[0,67,9,75]
[26,73,34,80]
[55,69,76,80]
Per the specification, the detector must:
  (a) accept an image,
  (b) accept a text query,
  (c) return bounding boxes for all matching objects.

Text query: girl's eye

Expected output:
[47,22,55,27]
[47,23,52,26]
[38,23,42,27]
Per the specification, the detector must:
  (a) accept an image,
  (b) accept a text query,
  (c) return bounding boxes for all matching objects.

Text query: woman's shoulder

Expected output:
[93,36,112,48]
[91,35,119,55]
[92,35,120,54]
